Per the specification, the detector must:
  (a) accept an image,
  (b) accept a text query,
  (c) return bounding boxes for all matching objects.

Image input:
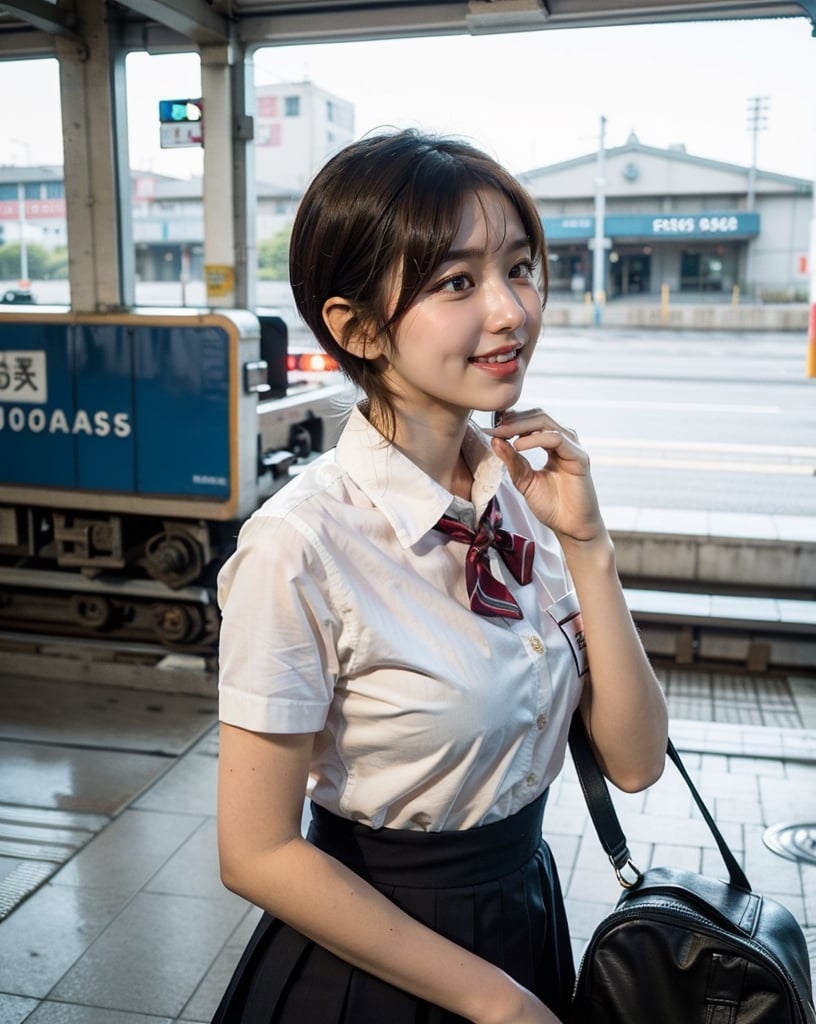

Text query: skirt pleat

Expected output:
[211,793,574,1023]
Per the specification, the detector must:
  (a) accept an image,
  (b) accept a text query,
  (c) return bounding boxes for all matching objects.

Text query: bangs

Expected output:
[385,146,547,327]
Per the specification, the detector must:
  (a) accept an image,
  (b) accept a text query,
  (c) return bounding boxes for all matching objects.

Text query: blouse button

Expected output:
[529,635,544,654]
[536,713,548,730]
[526,772,538,787]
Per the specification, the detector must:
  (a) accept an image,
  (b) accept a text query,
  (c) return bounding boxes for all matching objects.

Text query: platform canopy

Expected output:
[1,0,814,59]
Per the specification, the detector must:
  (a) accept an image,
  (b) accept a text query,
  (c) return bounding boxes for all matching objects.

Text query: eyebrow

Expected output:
[442,236,532,264]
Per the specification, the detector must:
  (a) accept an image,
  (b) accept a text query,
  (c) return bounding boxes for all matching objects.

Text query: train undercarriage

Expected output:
[0,505,237,650]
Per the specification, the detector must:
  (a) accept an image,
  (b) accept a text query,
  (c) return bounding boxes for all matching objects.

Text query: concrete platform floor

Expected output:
[0,668,814,1023]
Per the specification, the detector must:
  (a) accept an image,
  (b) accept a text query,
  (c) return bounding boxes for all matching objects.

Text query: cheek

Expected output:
[525,297,543,334]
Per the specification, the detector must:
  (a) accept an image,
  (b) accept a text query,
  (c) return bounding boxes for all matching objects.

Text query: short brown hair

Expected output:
[289,129,547,437]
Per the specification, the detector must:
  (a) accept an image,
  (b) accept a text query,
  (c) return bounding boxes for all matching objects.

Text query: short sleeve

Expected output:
[216,513,342,733]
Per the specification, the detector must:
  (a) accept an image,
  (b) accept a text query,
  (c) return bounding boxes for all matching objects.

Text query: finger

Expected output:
[511,430,590,474]
[483,407,544,437]
[511,428,583,454]
[485,409,580,443]
[490,437,537,492]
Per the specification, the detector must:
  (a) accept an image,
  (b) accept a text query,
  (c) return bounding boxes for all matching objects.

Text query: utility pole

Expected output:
[744,97,769,300]
[11,139,30,284]
[592,115,607,327]
[746,96,769,213]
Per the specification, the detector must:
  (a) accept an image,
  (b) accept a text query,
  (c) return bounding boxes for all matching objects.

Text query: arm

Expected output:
[558,532,668,791]
[217,723,563,1024]
[489,412,668,792]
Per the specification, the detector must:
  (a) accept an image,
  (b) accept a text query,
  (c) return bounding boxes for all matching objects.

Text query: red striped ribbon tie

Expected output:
[435,497,535,619]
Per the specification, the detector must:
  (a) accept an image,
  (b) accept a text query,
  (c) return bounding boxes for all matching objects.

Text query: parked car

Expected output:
[1,287,36,304]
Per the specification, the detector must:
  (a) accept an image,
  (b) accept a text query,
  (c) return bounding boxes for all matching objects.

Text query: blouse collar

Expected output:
[335,405,505,549]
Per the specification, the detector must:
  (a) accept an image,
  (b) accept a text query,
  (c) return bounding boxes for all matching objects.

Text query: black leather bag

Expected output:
[568,714,816,1024]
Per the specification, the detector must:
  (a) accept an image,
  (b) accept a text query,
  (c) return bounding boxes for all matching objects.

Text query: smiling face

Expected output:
[296,131,547,442]
[380,189,543,432]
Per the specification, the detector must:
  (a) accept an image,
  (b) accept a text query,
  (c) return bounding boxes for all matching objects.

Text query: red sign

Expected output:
[0,199,66,220]
[25,199,66,219]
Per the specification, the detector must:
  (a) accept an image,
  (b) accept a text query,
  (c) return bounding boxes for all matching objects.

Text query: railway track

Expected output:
[1,581,814,694]
[0,629,217,696]
[0,567,220,653]
[3,512,815,686]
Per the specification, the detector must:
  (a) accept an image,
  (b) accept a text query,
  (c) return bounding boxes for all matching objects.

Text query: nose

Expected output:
[485,280,526,333]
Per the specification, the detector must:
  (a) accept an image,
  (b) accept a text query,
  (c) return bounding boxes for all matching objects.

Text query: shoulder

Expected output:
[257,448,345,517]
[218,452,367,604]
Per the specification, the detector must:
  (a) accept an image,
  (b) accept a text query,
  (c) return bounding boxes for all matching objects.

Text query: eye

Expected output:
[434,272,473,294]
[509,259,536,280]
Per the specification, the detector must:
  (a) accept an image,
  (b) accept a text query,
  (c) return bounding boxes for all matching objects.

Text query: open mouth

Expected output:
[471,345,523,365]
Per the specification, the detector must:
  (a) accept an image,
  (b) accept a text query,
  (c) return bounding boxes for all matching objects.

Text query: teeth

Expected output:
[481,349,518,364]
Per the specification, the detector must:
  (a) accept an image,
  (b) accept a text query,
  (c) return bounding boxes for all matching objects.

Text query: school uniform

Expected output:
[213,405,585,1022]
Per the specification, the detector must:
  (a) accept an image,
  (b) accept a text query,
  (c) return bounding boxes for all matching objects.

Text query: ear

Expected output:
[322,297,387,361]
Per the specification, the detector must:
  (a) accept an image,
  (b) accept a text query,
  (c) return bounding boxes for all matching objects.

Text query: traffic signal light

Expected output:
[158,99,203,123]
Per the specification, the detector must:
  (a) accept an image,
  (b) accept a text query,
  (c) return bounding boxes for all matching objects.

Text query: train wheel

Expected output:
[151,602,207,645]
[69,594,113,630]
[143,526,206,589]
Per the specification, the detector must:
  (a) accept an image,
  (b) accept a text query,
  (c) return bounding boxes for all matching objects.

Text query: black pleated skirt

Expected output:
[211,791,575,1023]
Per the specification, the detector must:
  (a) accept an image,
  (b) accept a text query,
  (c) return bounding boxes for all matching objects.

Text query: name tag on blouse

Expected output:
[546,591,589,677]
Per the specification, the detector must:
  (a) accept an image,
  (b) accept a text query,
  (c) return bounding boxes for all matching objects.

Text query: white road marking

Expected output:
[590,455,814,475]
[542,398,781,414]
[582,438,816,458]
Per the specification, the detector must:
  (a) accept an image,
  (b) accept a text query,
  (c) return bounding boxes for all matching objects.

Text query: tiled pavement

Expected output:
[0,670,814,1024]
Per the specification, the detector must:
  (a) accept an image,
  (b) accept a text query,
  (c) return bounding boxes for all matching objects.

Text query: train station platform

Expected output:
[0,504,814,1023]
[0,672,815,1021]
[606,504,816,674]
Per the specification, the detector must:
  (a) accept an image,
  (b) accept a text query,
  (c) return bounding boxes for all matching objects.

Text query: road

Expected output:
[518,328,815,517]
[5,288,813,517]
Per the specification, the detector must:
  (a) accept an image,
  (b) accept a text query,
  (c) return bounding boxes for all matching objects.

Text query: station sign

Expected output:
[160,122,204,148]
[543,211,760,243]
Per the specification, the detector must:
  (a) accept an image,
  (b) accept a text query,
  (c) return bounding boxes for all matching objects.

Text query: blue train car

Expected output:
[0,309,346,647]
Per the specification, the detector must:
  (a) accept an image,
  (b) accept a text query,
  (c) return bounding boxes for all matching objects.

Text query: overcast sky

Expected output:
[1,15,814,181]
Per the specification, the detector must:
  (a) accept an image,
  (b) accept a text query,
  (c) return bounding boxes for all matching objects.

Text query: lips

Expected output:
[470,344,523,365]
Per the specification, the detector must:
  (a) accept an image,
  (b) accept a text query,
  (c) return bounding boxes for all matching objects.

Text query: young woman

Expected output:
[213,129,668,1024]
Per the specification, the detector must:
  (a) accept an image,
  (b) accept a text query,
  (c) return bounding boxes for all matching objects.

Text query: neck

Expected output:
[377,404,474,500]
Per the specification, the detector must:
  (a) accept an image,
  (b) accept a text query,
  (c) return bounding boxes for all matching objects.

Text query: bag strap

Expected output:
[568,712,751,892]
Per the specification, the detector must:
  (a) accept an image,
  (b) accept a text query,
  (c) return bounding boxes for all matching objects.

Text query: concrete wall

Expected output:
[545,300,809,331]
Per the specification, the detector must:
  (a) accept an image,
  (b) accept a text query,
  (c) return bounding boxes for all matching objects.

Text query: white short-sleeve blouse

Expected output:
[217,406,585,831]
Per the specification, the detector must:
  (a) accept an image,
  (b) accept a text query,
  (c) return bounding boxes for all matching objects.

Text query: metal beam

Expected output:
[538,0,815,33]
[56,0,134,311]
[467,0,550,34]
[0,28,58,58]
[113,0,230,44]
[2,0,814,58]
[237,3,466,46]
[235,0,814,46]
[0,0,85,52]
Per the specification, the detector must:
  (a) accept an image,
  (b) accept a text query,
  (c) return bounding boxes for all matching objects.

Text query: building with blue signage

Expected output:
[2,129,811,306]
[517,133,812,302]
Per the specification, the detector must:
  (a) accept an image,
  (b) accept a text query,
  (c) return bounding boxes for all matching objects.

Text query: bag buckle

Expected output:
[614,858,643,889]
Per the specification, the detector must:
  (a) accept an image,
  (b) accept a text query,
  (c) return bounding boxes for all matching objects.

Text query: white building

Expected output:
[0,80,355,285]
[518,133,812,302]
[254,80,355,191]
[0,165,67,254]
[3,127,810,306]
[131,173,300,282]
